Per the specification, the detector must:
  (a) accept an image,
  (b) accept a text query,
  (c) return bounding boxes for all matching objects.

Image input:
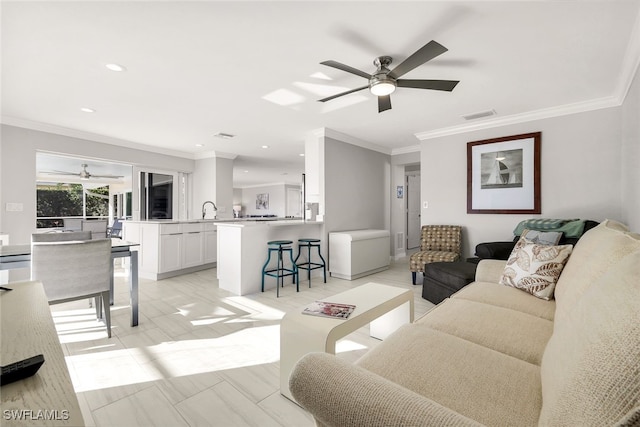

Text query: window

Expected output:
[36,182,109,228]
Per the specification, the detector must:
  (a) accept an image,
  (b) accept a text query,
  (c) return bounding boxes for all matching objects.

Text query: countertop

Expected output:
[124,218,322,225]
[215,219,323,227]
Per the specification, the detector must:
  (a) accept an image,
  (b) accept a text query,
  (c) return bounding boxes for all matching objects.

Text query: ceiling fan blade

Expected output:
[320,60,372,80]
[318,85,369,102]
[378,95,392,113]
[42,170,79,176]
[397,79,460,91]
[90,174,124,179]
[388,40,448,79]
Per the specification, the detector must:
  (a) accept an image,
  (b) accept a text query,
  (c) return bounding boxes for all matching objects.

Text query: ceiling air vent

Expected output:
[214,132,236,139]
[461,109,496,121]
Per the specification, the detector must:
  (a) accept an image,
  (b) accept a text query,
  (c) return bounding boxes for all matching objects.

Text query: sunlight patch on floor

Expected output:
[67,325,281,393]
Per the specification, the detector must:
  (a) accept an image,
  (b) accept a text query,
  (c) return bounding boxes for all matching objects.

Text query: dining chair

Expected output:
[30,239,113,338]
[81,220,108,239]
[32,231,92,242]
[106,218,123,239]
[63,218,82,231]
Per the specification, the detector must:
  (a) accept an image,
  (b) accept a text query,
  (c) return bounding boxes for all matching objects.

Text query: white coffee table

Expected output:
[280,282,414,402]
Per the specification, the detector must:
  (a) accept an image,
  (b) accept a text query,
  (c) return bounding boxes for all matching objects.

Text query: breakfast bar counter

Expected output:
[215,220,323,296]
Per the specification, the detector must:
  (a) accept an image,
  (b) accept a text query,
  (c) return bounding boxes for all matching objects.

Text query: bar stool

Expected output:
[294,238,326,287]
[262,240,299,297]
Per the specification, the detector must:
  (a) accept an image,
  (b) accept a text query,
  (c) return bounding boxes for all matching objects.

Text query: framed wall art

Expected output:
[256,193,269,210]
[467,132,541,214]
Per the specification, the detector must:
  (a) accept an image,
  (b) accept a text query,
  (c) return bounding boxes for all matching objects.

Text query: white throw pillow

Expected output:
[499,237,573,300]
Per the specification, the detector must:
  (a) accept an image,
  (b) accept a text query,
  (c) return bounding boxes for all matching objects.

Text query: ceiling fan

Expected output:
[319,40,460,112]
[42,164,124,180]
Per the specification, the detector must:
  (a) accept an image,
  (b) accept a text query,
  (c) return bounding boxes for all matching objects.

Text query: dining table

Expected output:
[0,238,139,326]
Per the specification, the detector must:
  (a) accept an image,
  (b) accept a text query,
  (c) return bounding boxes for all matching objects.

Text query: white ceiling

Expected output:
[3,1,640,187]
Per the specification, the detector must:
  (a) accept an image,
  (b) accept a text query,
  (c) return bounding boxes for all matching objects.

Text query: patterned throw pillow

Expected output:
[499,237,573,300]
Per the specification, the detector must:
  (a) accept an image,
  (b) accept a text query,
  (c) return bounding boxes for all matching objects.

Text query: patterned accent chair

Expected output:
[409,225,462,285]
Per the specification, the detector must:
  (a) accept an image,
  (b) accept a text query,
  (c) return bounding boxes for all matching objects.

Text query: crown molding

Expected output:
[391,145,420,155]
[414,96,620,141]
[1,116,196,159]
[322,127,391,155]
[193,150,237,160]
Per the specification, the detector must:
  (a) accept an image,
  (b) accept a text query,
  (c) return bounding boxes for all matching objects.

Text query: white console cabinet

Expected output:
[329,229,390,280]
[123,221,216,280]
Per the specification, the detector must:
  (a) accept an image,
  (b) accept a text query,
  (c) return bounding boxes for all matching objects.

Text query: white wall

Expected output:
[215,158,234,219]
[0,125,195,244]
[192,157,217,219]
[323,136,390,235]
[192,156,234,220]
[621,64,640,231]
[241,184,287,217]
[421,106,625,258]
[390,151,420,258]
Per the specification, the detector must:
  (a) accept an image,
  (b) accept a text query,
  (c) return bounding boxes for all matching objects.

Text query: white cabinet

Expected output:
[183,231,204,268]
[204,231,217,264]
[329,229,390,280]
[203,222,217,264]
[159,233,183,273]
[123,221,217,280]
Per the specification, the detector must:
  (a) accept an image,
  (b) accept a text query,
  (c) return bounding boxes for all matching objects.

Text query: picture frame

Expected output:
[256,193,269,210]
[467,132,541,214]
[396,186,404,199]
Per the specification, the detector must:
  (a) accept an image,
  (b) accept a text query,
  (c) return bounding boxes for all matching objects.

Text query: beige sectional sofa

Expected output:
[289,220,640,426]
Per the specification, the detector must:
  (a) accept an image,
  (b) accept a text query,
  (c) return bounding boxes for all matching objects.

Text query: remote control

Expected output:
[1,354,45,386]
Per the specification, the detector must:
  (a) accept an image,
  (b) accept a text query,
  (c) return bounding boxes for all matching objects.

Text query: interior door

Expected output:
[406,174,421,249]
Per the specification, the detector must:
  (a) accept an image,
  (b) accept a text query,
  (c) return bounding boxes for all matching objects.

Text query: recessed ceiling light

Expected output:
[80,107,95,113]
[261,145,269,149]
[105,63,126,72]
[243,170,249,173]
[195,144,204,147]
[299,153,305,157]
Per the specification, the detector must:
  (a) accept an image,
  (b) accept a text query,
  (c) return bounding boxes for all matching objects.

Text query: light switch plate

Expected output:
[6,203,23,212]
[423,201,429,209]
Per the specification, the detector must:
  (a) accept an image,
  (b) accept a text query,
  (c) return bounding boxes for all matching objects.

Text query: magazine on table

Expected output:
[302,301,356,319]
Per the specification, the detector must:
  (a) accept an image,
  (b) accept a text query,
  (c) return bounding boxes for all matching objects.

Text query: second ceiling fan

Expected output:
[319,40,459,112]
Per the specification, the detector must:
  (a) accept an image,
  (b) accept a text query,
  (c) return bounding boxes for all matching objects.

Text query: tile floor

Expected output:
[51,257,434,427]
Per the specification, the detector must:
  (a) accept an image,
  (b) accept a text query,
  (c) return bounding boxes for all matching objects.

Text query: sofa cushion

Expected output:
[416,298,553,365]
[452,281,556,321]
[499,238,573,300]
[554,219,640,325]
[539,250,640,426]
[356,324,542,427]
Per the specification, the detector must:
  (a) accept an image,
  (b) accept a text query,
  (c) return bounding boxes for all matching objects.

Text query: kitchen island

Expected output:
[216,220,323,296]
[122,219,219,280]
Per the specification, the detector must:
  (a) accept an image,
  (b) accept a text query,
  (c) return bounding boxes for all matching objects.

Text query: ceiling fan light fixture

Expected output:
[105,63,126,72]
[370,79,396,96]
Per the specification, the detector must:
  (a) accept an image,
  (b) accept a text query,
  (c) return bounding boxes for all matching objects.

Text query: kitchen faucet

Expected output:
[202,201,217,219]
